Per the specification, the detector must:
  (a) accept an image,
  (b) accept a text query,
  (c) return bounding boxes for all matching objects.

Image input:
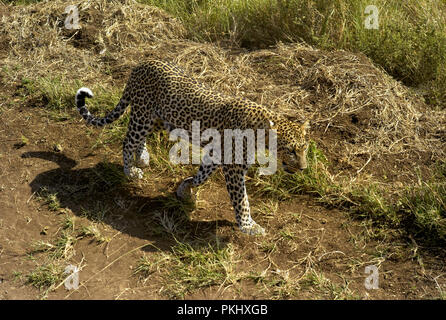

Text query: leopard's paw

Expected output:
[240,222,265,236]
[135,149,150,168]
[176,177,194,201]
[125,167,144,180]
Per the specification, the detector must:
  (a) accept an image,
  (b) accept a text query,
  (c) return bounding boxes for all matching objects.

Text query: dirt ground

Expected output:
[0,103,444,300]
[0,1,445,300]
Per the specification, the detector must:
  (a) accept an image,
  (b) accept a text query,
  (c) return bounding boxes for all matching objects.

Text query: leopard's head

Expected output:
[270,118,310,173]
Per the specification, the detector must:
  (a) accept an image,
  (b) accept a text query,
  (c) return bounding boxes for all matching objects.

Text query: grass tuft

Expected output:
[135,240,236,298]
[26,263,64,292]
[252,142,446,244]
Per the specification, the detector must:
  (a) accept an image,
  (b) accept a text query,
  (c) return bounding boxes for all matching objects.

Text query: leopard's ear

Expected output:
[301,120,310,134]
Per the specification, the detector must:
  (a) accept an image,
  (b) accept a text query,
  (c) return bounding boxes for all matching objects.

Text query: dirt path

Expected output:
[0,102,444,300]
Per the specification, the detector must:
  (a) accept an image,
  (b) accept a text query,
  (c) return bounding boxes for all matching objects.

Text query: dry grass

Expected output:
[139,0,446,108]
[1,0,445,299]
[2,0,444,178]
[1,0,445,240]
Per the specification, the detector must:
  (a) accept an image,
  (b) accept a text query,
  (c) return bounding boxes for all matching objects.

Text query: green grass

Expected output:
[26,263,64,291]
[79,224,110,244]
[139,0,446,108]
[35,187,61,212]
[400,163,446,242]
[31,230,77,259]
[18,76,123,121]
[135,241,237,298]
[299,270,355,299]
[251,141,446,244]
[25,212,106,297]
[251,141,336,201]
[248,269,300,299]
[80,203,110,222]
[88,162,127,190]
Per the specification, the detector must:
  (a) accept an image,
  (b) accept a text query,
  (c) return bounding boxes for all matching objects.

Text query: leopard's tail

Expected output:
[75,87,130,127]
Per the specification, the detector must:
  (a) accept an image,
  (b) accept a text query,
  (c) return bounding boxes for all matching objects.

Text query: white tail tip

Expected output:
[76,87,94,98]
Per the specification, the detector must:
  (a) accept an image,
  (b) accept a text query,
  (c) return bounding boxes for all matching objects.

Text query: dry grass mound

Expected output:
[1,0,444,184]
[243,45,446,179]
[0,0,185,80]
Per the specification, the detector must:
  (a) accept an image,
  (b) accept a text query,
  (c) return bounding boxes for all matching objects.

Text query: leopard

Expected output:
[75,59,310,236]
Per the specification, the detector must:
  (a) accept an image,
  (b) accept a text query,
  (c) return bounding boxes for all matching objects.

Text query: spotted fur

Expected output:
[75,59,309,235]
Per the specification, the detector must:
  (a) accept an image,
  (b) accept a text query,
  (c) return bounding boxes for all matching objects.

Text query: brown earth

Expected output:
[0,0,445,300]
[0,102,444,300]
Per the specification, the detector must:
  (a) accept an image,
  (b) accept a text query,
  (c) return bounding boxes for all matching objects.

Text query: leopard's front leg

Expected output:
[222,164,265,235]
[177,155,219,201]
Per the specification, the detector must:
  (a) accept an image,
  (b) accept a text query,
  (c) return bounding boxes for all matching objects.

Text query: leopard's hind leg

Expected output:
[123,110,154,179]
[135,142,150,168]
[135,119,172,168]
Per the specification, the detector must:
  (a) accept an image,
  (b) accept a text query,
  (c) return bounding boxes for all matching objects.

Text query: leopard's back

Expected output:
[126,60,275,134]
